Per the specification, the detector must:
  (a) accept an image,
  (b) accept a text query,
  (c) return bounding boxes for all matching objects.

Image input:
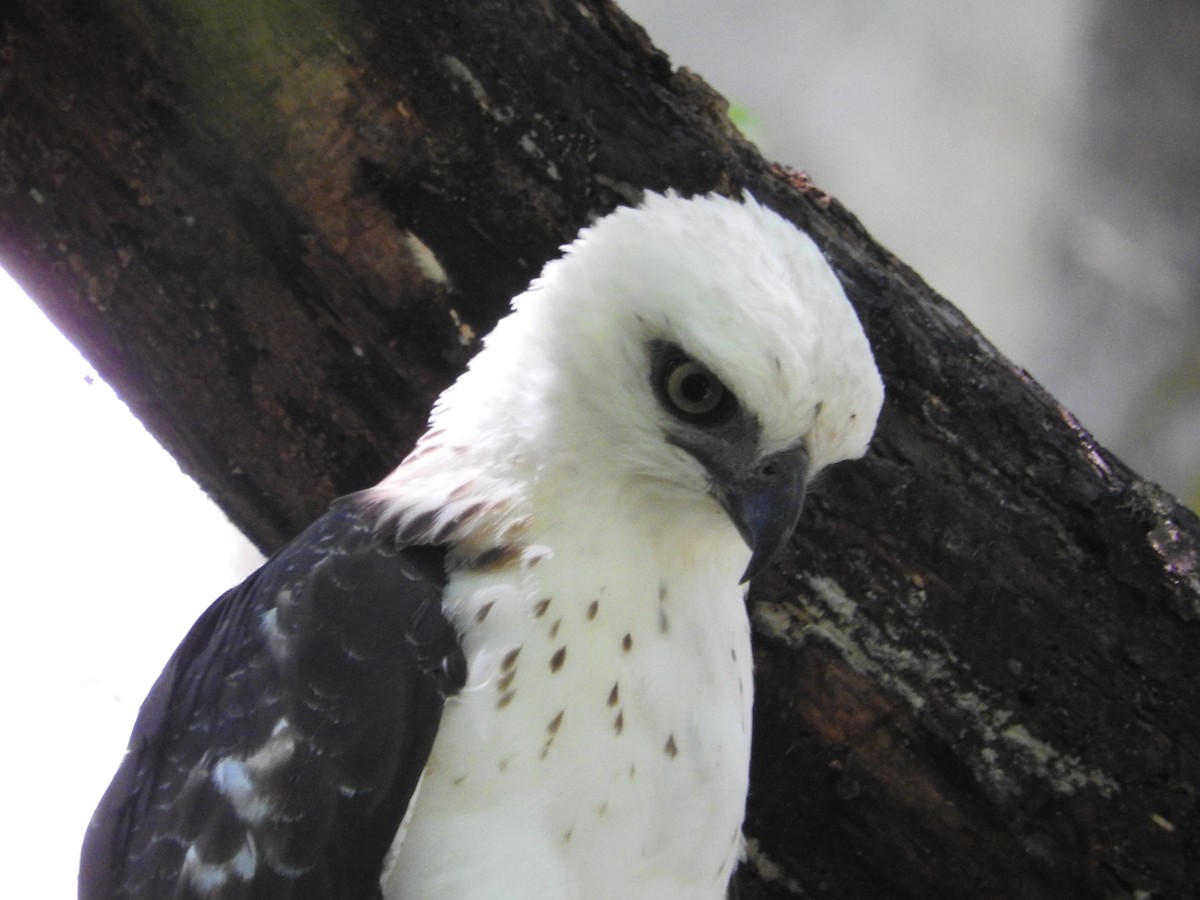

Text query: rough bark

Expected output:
[2,1,1196,897]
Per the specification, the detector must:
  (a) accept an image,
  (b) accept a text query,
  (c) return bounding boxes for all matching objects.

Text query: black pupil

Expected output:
[681,372,712,404]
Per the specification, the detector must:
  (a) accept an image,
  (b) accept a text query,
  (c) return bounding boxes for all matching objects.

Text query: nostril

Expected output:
[760,462,779,478]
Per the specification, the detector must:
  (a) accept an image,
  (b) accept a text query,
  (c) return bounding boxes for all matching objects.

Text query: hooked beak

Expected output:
[713,446,809,584]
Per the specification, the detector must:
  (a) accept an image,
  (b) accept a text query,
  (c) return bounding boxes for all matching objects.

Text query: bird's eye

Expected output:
[650,341,737,425]
[667,362,725,416]
[652,346,737,426]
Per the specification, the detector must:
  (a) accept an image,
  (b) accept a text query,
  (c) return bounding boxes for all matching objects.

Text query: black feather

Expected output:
[80,496,465,899]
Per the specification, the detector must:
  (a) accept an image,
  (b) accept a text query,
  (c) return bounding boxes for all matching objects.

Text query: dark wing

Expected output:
[80,496,466,900]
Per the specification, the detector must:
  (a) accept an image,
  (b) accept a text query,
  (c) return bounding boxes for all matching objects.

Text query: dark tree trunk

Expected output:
[2,1,1196,897]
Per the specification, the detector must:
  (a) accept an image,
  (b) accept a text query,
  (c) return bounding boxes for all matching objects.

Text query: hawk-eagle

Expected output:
[81,191,883,899]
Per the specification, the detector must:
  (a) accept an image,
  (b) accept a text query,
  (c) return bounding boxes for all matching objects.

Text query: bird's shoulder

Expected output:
[80,494,466,900]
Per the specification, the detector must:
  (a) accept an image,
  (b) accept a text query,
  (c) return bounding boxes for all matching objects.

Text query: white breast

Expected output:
[380,514,753,900]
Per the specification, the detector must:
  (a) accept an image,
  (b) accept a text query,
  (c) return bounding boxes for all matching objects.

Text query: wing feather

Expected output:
[80,497,465,899]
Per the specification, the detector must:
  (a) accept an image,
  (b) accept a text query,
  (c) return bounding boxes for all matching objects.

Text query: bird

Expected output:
[80,190,884,900]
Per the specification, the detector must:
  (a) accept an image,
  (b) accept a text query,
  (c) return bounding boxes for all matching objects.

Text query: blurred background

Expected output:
[1,1,1197,894]
[624,0,1200,509]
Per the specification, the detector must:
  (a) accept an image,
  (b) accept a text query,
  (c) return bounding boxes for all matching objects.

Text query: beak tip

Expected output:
[739,553,765,584]
[713,445,810,587]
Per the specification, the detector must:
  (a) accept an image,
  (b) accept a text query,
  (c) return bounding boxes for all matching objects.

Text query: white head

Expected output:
[392,191,883,577]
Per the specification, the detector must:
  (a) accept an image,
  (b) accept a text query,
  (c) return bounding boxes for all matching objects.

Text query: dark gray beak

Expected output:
[714,446,809,584]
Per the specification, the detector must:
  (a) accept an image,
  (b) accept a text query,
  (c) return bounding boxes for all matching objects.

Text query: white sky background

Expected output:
[0,269,263,897]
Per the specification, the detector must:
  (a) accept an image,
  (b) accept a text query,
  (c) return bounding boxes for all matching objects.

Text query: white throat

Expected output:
[380,472,754,900]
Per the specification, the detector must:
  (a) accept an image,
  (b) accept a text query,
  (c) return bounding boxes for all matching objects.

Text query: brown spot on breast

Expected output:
[533,597,552,617]
[475,601,496,624]
[497,669,516,691]
[658,609,669,634]
[665,734,678,758]
[607,682,619,707]
[622,633,633,653]
[613,711,624,734]
[658,583,668,602]
[496,690,516,709]
[463,544,522,571]
[549,618,562,639]
[586,599,599,621]
[540,709,566,759]
[563,828,573,843]
[501,647,522,671]
[549,646,567,672]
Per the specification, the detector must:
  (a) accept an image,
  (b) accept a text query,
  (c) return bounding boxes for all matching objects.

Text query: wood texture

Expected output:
[2,1,1196,896]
